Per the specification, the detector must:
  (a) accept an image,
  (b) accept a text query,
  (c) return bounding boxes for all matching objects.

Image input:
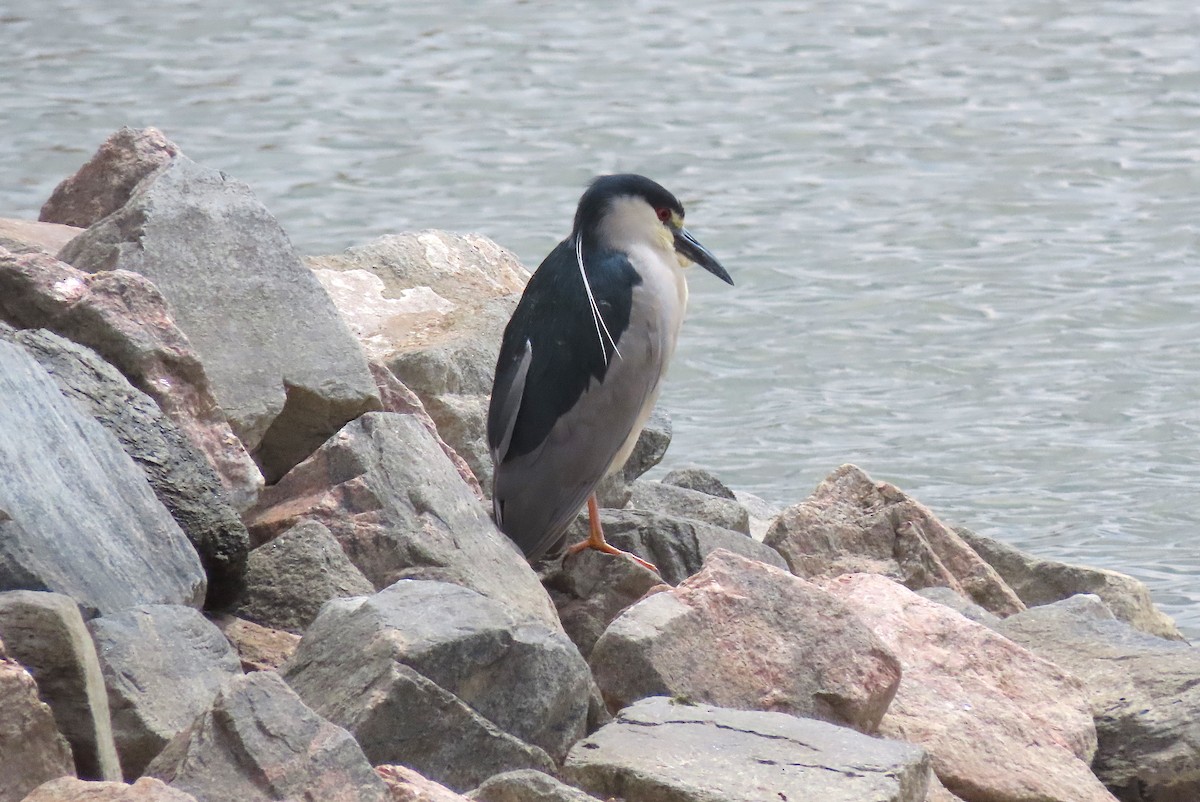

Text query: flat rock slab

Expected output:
[0,591,120,781]
[284,579,589,791]
[823,573,1116,802]
[591,550,901,731]
[996,594,1200,802]
[22,777,198,802]
[3,325,248,610]
[959,528,1182,640]
[0,654,75,802]
[60,153,380,482]
[145,671,388,802]
[0,340,205,615]
[0,217,83,255]
[247,412,559,630]
[766,464,1024,615]
[564,696,931,802]
[235,520,374,633]
[88,605,243,779]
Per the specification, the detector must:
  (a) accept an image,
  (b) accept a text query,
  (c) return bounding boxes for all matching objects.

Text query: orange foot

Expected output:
[566,494,658,573]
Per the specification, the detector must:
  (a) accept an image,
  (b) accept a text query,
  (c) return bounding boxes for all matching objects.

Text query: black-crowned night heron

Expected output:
[487,174,733,571]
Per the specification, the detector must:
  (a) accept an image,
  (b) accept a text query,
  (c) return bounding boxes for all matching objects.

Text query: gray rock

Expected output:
[765,464,1024,615]
[915,586,1003,628]
[958,527,1182,640]
[0,592,118,781]
[40,127,180,229]
[59,154,381,482]
[627,479,751,534]
[996,594,1200,802]
[468,770,600,802]
[145,671,388,802]
[284,580,590,791]
[2,326,248,611]
[21,777,199,802]
[0,341,205,614]
[0,651,75,802]
[733,489,782,542]
[545,547,664,659]
[621,407,672,482]
[590,550,901,731]
[0,218,82,256]
[575,509,786,587]
[660,467,737,500]
[0,247,263,511]
[234,520,373,634]
[87,605,243,779]
[246,412,559,630]
[564,697,931,802]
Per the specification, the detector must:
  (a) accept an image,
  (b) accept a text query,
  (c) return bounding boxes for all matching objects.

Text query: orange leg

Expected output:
[566,494,658,573]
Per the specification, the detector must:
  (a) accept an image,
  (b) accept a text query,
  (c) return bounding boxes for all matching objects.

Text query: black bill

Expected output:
[674,228,734,285]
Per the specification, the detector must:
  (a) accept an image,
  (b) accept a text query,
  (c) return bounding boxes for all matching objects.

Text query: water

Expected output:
[2,0,1198,636]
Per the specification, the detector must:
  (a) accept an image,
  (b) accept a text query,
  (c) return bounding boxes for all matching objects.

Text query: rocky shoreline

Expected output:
[1,128,1196,802]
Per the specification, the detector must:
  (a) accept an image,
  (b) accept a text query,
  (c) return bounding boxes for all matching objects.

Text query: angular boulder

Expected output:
[0,340,205,614]
[21,777,197,802]
[310,231,528,489]
[590,550,900,730]
[3,326,248,610]
[87,605,243,779]
[0,247,261,510]
[40,127,180,228]
[996,594,1200,802]
[247,412,558,629]
[959,527,1182,640]
[234,520,374,634]
[627,479,750,534]
[0,650,75,802]
[563,696,931,802]
[467,770,600,802]
[766,464,1024,615]
[284,580,590,790]
[59,154,380,482]
[0,592,119,781]
[660,467,738,499]
[822,573,1115,802]
[145,671,388,802]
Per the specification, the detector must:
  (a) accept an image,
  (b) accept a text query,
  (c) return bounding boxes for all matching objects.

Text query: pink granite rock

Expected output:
[821,573,1116,802]
[21,777,196,802]
[767,464,1024,616]
[374,765,470,802]
[0,655,75,802]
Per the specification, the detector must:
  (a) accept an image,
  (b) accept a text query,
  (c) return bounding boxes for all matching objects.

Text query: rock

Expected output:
[144,671,388,802]
[766,464,1024,615]
[210,615,300,674]
[590,550,901,730]
[733,489,782,542]
[59,154,380,482]
[822,573,1115,802]
[0,592,119,781]
[2,325,248,610]
[40,127,180,228]
[660,467,737,500]
[467,770,600,802]
[914,586,1003,628]
[87,605,243,779]
[0,341,205,614]
[21,777,197,802]
[370,360,482,499]
[284,579,590,791]
[0,218,83,255]
[375,765,469,802]
[247,412,559,630]
[0,247,261,510]
[564,696,931,802]
[310,232,528,489]
[958,528,1183,640]
[573,509,786,587]
[234,520,374,633]
[544,548,664,659]
[621,407,672,483]
[626,479,750,534]
[926,775,967,802]
[996,594,1200,802]
[0,653,75,802]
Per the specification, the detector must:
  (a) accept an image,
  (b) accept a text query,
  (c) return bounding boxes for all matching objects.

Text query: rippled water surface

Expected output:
[3,0,1198,634]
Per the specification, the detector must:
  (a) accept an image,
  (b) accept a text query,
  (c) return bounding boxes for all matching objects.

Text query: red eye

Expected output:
[657,207,672,224]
